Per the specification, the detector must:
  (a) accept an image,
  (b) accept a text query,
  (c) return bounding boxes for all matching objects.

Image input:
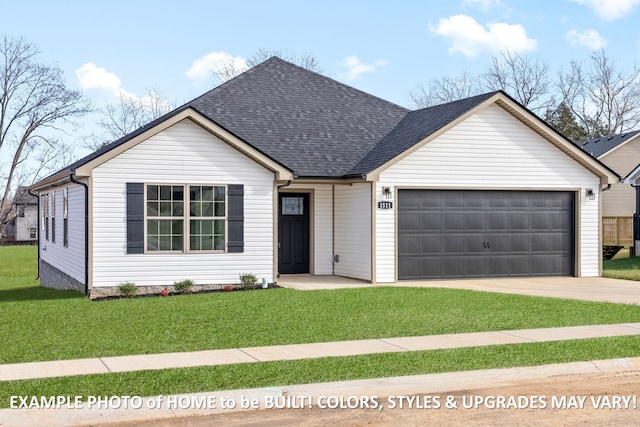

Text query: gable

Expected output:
[371,94,617,185]
[381,103,602,186]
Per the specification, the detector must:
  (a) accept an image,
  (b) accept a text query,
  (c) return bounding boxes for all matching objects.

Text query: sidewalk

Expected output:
[4,323,640,426]
[2,322,640,381]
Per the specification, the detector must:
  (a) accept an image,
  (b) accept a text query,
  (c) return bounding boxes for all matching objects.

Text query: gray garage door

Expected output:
[398,190,575,280]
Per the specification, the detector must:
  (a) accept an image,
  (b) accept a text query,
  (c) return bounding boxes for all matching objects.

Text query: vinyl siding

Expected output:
[39,183,86,284]
[334,182,371,280]
[376,104,601,281]
[598,140,640,217]
[285,184,333,275]
[91,119,275,287]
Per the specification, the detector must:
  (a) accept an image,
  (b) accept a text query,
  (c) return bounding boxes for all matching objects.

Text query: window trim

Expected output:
[143,183,228,254]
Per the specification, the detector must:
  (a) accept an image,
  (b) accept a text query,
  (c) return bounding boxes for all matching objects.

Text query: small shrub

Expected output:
[173,279,195,294]
[117,282,138,298]
[239,273,257,290]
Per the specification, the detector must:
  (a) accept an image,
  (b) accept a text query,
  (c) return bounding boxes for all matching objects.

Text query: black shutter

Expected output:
[227,184,244,253]
[126,183,145,254]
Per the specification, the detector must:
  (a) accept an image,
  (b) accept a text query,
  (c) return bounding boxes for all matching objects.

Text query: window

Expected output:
[29,228,37,240]
[51,191,56,243]
[146,185,184,251]
[145,184,226,252]
[189,185,225,251]
[282,196,304,215]
[63,188,68,247]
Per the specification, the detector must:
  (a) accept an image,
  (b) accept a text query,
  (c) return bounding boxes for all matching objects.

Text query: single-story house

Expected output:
[30,57,618,298]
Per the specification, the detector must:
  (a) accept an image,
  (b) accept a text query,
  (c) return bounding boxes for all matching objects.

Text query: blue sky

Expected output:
[3,0,640,147]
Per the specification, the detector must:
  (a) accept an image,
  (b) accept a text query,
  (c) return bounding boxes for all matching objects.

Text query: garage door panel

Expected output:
[398,190,575,280]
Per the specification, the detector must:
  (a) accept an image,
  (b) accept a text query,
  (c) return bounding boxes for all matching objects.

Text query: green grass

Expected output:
[3,245,640,408]
[603,255,640,280]
[3,246,640,365]
[2,335,640,408]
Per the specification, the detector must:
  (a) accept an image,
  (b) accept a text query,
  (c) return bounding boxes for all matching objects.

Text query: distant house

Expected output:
[29,57,617,298]
[7,186,38,243]
[581,131,640,249]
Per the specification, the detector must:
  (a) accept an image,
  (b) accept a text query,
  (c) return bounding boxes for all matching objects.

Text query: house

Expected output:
[29,57,618,298]
[11,186,39,243]
[581,131,640,250]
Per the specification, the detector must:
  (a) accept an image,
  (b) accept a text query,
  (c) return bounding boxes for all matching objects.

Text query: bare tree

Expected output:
[0,36,90,228]
[211,49,321,84]
[410,71,482,108]
[557,50,640,139]
[97,87,175,144]
[483,50,551,112]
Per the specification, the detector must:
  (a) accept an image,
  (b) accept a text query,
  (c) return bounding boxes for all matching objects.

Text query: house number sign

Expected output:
[377,201,393,210]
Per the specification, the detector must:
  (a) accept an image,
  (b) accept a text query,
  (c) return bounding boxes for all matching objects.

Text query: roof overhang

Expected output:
[366,92,620,185]
[623,164,640,185]
[30,108,293,192]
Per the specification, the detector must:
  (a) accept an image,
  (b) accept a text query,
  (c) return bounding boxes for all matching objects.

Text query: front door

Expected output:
[278,193,310,274]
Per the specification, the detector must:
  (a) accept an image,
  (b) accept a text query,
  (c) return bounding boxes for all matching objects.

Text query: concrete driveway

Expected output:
[278,275,640,305]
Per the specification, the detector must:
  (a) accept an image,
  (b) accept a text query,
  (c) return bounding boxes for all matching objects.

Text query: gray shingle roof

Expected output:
[581,130,640,158]
[188,57,409,176]
[41,58,520,181]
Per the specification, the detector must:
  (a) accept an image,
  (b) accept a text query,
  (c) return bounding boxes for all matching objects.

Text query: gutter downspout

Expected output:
[27,189,40,280]
[69,168,89,296]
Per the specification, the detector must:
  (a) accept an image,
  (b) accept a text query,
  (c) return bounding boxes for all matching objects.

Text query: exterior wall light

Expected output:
[586,188,596,200]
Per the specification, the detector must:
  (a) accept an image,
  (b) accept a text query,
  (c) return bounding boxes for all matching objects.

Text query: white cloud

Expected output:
[340,56,388,81]
[463,0,504,11]
[75,62,122,95]
[570,0,640,21]
[567,29,607,49]
[75,63,168,109]
[186,51,247,85]
[431,14,537,57]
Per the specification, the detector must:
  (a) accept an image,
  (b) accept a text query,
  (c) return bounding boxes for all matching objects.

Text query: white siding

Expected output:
[91,119,275,287]
[376,104,601,281]
[40,183,86,284]
[285,184,333,275]
[334,182,371,280]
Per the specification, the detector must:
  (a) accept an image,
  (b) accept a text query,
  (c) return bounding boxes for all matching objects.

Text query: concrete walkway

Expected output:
[278,275,640,305]
[2,322,640,382]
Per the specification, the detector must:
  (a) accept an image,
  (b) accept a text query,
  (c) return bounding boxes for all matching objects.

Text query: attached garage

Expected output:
[398,189,575,280]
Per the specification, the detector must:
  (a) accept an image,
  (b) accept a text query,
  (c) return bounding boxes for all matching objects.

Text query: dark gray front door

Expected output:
[398,190,575,280]
[278,193,310,274]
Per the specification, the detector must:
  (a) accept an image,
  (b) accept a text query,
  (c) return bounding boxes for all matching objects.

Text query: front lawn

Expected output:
[3,246,640,408]
[2,246,640,365]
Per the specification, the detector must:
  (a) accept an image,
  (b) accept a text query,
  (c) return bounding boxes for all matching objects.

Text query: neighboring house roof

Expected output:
[13,186,38,205]
[31,56,619,188]
[581,130,640,158]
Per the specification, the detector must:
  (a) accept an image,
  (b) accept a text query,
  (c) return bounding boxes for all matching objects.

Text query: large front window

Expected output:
[146,184,226,252]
